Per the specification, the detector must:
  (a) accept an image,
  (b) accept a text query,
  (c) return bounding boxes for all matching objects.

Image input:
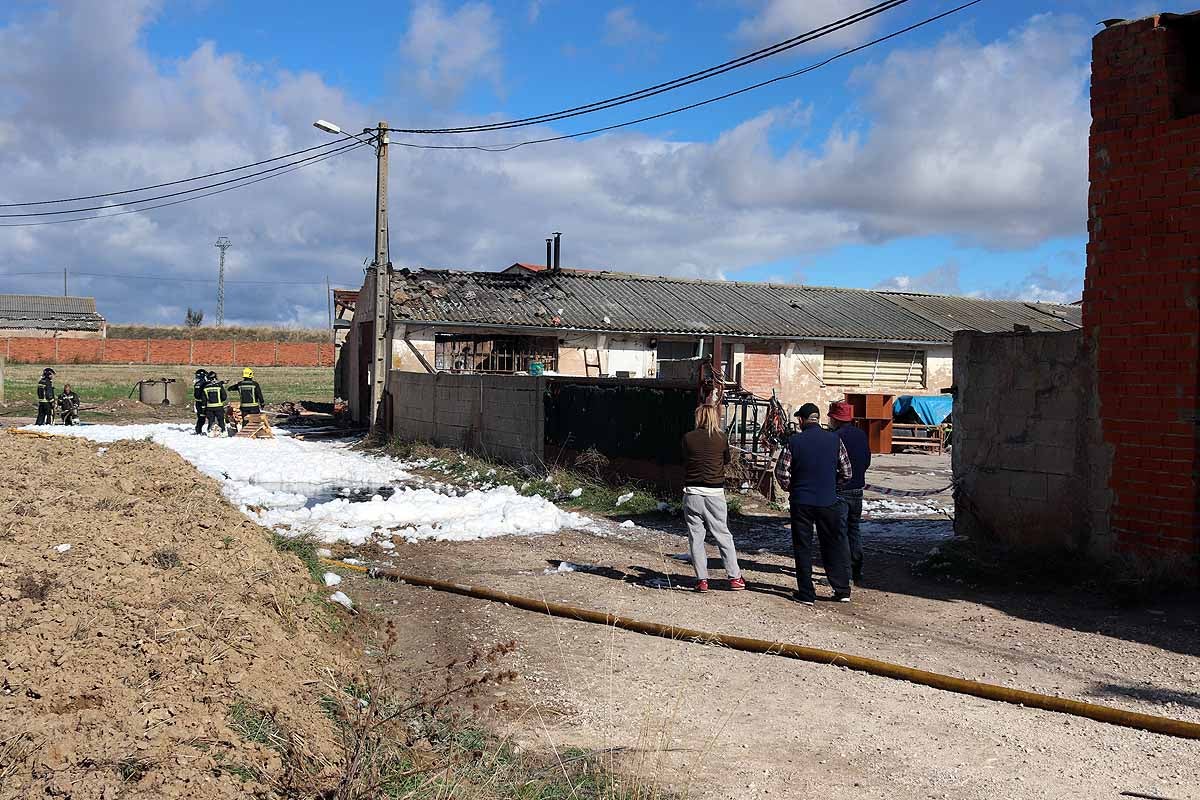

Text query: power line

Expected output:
[390,0,908,135]
[385,0,984,154]
[0,139,348,208]
[0,270,330,286]
[0,143,368,227]
[0,140,363,218]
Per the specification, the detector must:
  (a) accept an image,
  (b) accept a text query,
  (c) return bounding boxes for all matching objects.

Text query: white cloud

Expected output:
[875,261,962,295]
[735,0,885,50]
[0,6,1090,325]
[399,1,503,103]
[727,14,1092,248]
[990,265,1082,304]
[604,7,665,46]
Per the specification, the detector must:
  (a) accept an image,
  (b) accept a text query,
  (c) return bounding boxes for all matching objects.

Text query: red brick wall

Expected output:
[741,342,780,397]
[148,340,190,365]
[3,337,330,367]
[1086,17,1200,566]
[192,340,234,366]
[234,341,276,366]
[277,343,320,366]
[101,339,148,364]
[57,339,105,363]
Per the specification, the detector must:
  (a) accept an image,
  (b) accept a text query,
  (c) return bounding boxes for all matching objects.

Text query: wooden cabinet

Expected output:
[844,392,894,455]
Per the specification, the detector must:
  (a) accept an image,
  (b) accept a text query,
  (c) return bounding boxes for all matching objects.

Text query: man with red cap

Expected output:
[828,400,872,583]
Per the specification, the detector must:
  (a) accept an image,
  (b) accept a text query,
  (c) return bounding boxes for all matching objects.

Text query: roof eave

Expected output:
[392,317,949,346]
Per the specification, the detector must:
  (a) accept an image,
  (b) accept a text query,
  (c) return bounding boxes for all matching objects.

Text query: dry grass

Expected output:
[107,325,329,343]
[0,731,43,784]
[2,364,332,408]
[308,624,675,800]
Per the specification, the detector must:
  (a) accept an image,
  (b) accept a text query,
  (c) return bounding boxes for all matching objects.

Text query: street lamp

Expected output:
[315,118,392,429]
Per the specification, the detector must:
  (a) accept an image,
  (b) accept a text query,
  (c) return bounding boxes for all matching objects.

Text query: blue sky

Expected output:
[1,0,1193,323]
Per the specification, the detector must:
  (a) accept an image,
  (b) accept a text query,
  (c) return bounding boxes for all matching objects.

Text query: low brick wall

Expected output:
[1,337,334,367]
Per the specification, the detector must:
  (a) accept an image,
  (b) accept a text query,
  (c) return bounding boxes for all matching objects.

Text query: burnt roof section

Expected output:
[0,294,106,332]
[389,269,1081,344]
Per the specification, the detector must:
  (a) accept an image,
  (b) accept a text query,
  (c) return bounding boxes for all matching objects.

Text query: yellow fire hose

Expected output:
[322,558,1200,741]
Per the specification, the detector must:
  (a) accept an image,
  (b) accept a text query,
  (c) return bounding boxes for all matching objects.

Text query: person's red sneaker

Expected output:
[729,577,746,591]
[695,579,709,593]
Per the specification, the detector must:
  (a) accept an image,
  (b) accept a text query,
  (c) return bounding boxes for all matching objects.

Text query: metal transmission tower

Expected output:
[214,236,232,325]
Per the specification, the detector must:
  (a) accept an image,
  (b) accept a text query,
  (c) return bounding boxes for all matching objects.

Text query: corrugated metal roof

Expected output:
[389,269,1082,343]
[0,294,106,331]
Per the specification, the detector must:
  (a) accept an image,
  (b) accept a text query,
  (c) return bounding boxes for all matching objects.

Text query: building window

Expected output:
[434,333,558,374]
[823,347,926,388]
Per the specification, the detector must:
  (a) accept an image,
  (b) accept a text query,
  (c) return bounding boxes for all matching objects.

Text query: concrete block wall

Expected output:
[387,371,546,466]
[1086,17,1200,567]
[952,331,1112,555]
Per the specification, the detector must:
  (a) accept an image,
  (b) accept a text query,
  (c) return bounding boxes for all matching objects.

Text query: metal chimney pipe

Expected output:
[552,231,562,271]
[545,238,553,271]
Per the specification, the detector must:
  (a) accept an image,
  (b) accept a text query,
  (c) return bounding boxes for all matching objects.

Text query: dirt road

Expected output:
[344,469,1199,800]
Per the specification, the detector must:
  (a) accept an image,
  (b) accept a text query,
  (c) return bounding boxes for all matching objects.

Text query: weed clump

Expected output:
[270,532,324,582]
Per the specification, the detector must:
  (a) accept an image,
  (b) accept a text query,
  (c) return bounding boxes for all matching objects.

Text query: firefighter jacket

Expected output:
[230,379,265,412]
[37,377,55,405]
[202,382,228,407]
[193,379,207,412]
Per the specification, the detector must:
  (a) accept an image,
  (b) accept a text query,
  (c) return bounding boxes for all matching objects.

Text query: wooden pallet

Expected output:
[235,413,274,439]
[891,423,946,454]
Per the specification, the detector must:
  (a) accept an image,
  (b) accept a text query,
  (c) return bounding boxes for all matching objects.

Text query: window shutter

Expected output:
[823,347,926,388]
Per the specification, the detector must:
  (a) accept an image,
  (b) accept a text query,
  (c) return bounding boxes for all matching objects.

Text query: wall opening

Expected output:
[1170,15,1200,119]
[433,333,558,373]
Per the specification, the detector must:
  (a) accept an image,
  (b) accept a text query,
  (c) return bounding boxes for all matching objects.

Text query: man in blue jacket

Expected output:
[829,401,871,584]
[775,403,853,605]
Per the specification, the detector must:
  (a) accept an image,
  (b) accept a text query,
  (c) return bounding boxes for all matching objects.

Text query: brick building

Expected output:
[0,294,106,339]
[342,266,1081,424]
[952,12,1199,578]
[1086,12,1200,563]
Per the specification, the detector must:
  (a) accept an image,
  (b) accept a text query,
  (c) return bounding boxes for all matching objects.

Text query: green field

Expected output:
[2,364,332,407]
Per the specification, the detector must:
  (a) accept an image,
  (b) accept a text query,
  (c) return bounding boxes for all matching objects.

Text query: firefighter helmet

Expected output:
[42,367,55,378]
[242,367,254,379]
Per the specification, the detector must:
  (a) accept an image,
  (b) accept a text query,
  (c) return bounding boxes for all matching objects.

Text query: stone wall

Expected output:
[952,330,1112,555]
[387,371,545,466]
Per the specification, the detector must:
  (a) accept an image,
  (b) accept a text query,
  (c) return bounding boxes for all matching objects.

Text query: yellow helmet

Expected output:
[243,367,254,379]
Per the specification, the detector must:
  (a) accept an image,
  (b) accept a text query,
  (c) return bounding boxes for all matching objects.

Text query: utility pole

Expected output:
[370,120,391,429]
[214,236,232,326]
[326,275,333,344]
[63,267,67,297]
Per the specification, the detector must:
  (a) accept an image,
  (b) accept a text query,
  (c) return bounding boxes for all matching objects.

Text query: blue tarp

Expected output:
[893,395,952,425]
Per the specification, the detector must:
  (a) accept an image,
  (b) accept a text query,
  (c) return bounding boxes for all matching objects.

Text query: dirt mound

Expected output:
[0,432,351,798]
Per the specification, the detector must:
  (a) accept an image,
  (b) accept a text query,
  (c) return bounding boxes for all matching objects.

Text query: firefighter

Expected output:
[230,367,266,417]
[58,383,81,425]
[35,367,56,425]
[202,371,229,434]
[192,369,208,435]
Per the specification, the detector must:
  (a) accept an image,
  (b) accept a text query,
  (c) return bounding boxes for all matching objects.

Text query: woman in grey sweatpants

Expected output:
[680,405,744,593]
